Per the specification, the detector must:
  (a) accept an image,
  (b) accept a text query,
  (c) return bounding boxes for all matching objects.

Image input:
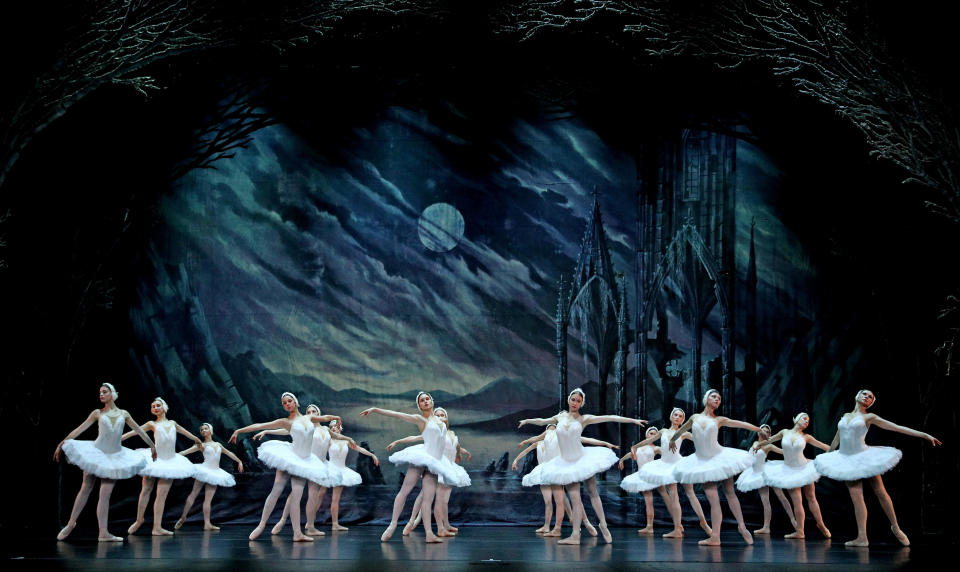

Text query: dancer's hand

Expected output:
[518,419,528,428]
[372,455,380,466]
[53,442,63,462]
[150,446,158,461]
[927,434,943,446]
[669,440,678,454]
[634,418,648,426]
[386,441,399,451]
[359,408,374,417]
[631,450,637,461]
[228,431,240,444]
[511,459,519,471]
[618,459,624,470]
[237,461,244,473]
[253,431,267,441]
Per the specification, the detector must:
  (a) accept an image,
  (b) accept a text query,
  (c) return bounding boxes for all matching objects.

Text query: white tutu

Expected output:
[336,466,363,487]
[62,440,146,480]
[258,441,341,486]
[735,466,766,492]
[673,447,752,484]
[813,414,903,481]
[636,458,680,485]
[438,460,471,487]
[389,444,464,485]
[193,464,236,487]
[763,460,819,489]
[620,471,659,493]
[814,447,901,481]
[137,448,197,479]
[328,440,363,487]
[523,447,617,486]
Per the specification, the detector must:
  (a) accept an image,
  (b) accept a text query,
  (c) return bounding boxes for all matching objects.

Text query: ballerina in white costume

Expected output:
[123,397,201,536]
[174,422,243,531]
[229,392,342,541]
[360,391,458,543]
[324,419,378,530]
[518,387,647,545]
[619,427,662,535]
[813,389,941,547]
[511,426,608,537]
[669,389,760,546]
[756,413,831,539]
[54,383,157,542]
[391,408,471,537]
[635,407,713,538]
[736,424,796,535]
[257,404,354,537]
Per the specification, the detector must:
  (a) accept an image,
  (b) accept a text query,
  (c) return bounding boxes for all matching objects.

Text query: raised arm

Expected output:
[805,434,832,452]
[229,418,290,443]
[580,414,647,428]
[308,413,342,426]
[386,435,423,451]
[511,443,538,471]
[581,437,618,449]
[253,428,290,441]
[54,410,99,461]
[359,407,426,429]
[718,416,761,432]
[518,415,560,428]
[869,415,941,445]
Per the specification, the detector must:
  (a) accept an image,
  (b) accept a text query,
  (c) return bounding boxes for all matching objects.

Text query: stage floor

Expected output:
[7,525,935,571]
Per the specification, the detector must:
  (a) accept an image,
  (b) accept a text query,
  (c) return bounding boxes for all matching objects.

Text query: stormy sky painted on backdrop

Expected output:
[160,103,811,398]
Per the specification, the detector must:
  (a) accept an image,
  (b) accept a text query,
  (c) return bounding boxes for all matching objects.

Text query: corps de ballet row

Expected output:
[54,382,940,548]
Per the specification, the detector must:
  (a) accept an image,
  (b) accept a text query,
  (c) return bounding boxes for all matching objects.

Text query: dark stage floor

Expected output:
[6,525,941,571]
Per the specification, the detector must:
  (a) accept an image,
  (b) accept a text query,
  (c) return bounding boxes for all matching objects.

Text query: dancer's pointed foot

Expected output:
[304,526,325,536]
[127,520,143,535]
[599,523,612,544]
[739,525,754,544]
[698,536,722,546]
[891,526,910,546]
[151,527,174,536]
[292,533,315,542]
[271,518,286,535]
[818,522,831,539]
[57,522,76,541]
[584,520,598,537]
[248,524,266,541]
[203,523,220,531]
[637,525,654,535]
[754,527,771,535]
[174,518,186,530]
[381,523,397,542]
[557,534,581,545]
[98,531,124,542]
[544,527,562,537]
[663,526,684,539]
[699,519,712,536]
[331,523,348,531]
[845,537,869,547]
[785,531,804,539]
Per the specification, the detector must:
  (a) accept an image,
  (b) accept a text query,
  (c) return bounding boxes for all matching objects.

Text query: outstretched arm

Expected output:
[229,419,290,444]
[123,412,157,459]
[805,434,832,452]
[511,443,538,471]
[308,413,342,426]
[580,414,647,428]
[359,407,426,430]
[827,429,841,452]
[54,410,99,461]
[219,445,244,472]
[632,429,664,452]
[581,437,618,449]
[755,430,786,449]
[174,422,202,446]
[518,415,560,428]
[121,421,152,441]
[253,428,290,441]
[330,432,358,447]
[870,415,942,446]
[762,444,785,456]
[350,442,379,466]
[718,417,761,432]
[386,435,423,451]
[178,444,201,456]
[519,430,548,446]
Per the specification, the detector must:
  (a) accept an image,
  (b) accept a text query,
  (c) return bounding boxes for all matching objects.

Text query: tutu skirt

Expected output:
[735,466,767,492]
[389,444,464,485]
[193,465,236,487]
[61,440,147,480]
[620,471,659,493]
[438,461,471,487]
[763,460,819,489]
[813,446,902,481]
[673,447,752,485]
[334,466,363,487]
[258,441,341,486]
[636,459,680,486]
[136,449,197,480]
[522,447,617,486]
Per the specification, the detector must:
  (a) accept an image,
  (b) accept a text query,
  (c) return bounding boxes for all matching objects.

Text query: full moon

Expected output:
[418,203,465,253]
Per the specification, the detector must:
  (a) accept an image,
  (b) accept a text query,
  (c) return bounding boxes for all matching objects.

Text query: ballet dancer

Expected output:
[634,407,712,538]
[735,424,796,535]
[174,422,243,531]
[519,387,647,544]
[389,407,470,537]
[755,412,831,539]
[54,383,157,541]
[511,426,612,536]
[669,389,760,545]
[814,389,941,547]
[325,418,378,530]
[229,392,342,541]
[619,426,661,535]
[361,392,464,542]
[123,397,202,535]
[256,404,349,537]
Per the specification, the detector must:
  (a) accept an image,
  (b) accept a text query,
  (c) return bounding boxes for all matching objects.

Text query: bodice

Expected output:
[659,429,681,463]
[750,445,767,471]
[837,414,869,455]
[328,439,349,468]
[289,417,316,459]
[555,413,585,462]
[152,421,178,460]
[443,433,458,462]
[201,442,222,469]
[782,431,809,467]
[422,417,447,459]
[691,415,723,459]
[312,426,332,459]
[635,445,655,466]
[93,410,125,454]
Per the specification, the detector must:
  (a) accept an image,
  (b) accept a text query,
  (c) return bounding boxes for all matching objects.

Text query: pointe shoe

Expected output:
[739,526,754,545]
[174,518,186,530]
[203,523,220,531]
[98,532,123,542]
[785,531,805,539]
[544,527,562,537]
[698,536,722,546]
[248,524,265,541]
[304,526,325,536]
[402,521,416,536]
[753,527,770,535]
[844,537,869,547]
[152,527,174,536]
[557,534,581,545]
[599,523,612,544]
[584,520,598,537]
[699,519,712,536]
[127,520,143,535]
[271,518,286,535]
[818,523,831,539]
[292,534,315,542]
[425,535,444,543]
[662,526,684,539]
[381,523,397,542]
[57,523,76,541]
[891,526,910,546]
[535,526,549,534]
[637,526,654,535]
[331,524,348,531]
